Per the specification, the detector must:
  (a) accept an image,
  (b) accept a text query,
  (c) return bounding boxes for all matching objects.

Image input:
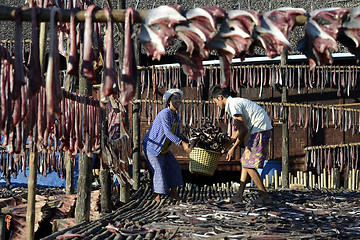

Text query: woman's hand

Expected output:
[181,141,190,153]
[226,147,235,161]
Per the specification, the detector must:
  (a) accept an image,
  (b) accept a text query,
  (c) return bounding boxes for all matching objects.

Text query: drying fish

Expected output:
[81,5,98,83]
[176,7,225,80]
[209,10,261,88]
[254,7,307,59]
[338,6,360,59]
[46,7,63,117]
[297,8,350,70]
[119,7,136,105]
[187,122,230,152]
[138,5,186,61]
[102,7,117,99]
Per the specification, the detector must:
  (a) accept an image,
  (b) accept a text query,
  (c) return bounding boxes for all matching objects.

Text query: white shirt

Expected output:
[225,96,273,134]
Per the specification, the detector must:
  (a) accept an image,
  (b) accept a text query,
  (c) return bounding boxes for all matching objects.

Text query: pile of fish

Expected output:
[187,122,230,151]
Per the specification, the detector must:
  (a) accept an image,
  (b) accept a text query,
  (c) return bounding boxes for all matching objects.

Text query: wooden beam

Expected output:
[0,5,147,23]
[0,5,308,25]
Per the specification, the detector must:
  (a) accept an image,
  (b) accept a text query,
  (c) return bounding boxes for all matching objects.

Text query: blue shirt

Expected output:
[142,107,184,156]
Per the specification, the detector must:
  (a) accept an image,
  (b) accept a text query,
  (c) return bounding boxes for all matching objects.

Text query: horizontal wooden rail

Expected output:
[0,5,307,24]
[0,5,147,23]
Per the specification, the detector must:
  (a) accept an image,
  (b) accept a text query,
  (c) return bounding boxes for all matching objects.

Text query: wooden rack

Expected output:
[304,142,360,150]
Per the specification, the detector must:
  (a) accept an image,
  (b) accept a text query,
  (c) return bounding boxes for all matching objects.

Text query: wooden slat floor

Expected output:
[42,182,360,240]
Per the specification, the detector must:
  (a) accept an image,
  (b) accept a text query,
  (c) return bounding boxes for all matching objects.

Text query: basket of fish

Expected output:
[189,147,222,176]
[187,122,230,176]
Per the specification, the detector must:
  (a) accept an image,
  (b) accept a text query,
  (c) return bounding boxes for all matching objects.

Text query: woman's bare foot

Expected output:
[154,193,161,201]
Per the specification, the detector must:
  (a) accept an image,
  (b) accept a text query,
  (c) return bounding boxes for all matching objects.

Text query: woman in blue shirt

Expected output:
[142,89,190,201]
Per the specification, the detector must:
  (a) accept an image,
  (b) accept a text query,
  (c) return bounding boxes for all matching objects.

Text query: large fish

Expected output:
[120,8,136,105]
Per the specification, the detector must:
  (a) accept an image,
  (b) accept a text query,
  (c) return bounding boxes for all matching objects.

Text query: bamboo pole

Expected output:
[304,172,307,188]
[265,175,270,188]
[351,169,355,190]
[304,142,360,150]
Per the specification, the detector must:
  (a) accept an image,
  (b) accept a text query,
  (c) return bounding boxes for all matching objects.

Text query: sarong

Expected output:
[143,148,183,194]
[240,130,271,169]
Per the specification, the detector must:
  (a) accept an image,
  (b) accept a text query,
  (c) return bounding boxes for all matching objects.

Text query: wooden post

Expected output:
[281,50,289,188]
[352,169,356,191]
[26,150,37,240]
[100,109,112,213]
[64,76,75,195]
[312,174,316,188]
[132,37,141,191]
[75,43,93,224]
[116,0,132,202]
[0,214,5,240]
[64,36,76,194]
[26,19,47,240]
[333,168,340,188]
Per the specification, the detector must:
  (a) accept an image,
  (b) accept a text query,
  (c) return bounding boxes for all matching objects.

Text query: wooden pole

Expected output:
[0,5,309,24]
[0,5,147,23]
[64,74,75,194]
[281,50,289,188]
[132,38,141,191]
[26,150,37,240]
[0,214,5,240]
[26,18,47,239]
[116,0,131,203]
[75,39,93,224]
[100,108,112,213]
[333,168,340,188]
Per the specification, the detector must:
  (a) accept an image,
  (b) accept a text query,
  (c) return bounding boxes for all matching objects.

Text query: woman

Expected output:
[142,89,190,201]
